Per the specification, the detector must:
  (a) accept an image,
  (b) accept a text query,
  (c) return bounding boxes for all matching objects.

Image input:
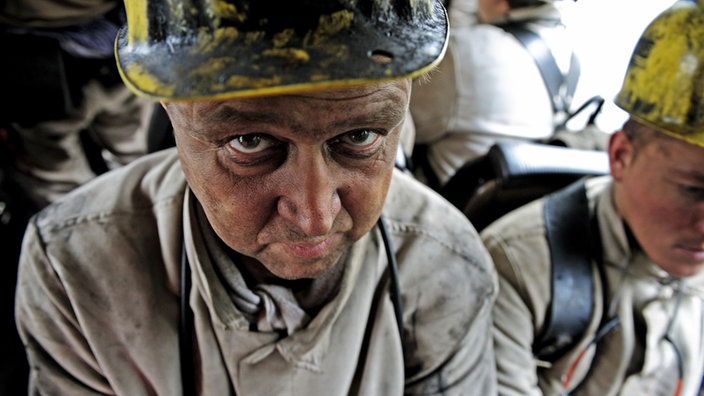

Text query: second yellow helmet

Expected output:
[615,0,704,147]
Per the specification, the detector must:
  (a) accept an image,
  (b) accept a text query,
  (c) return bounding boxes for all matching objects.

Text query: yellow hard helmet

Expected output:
[115,0,448,102]
[615,0,704,147]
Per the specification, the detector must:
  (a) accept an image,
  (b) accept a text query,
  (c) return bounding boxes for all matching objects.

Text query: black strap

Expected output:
[179,244,197,396]
[499,23,579,114]
[377,216,404,344]
[535,179,595,361]
[411,143,442,192]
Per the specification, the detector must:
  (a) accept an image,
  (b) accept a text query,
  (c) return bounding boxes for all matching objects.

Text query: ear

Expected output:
[497,0,511,14]
[608,130,633,181]
[477,0,511,22]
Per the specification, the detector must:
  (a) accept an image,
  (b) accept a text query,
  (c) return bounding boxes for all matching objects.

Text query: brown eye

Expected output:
[341,129,380,146]
[228,134,276,153]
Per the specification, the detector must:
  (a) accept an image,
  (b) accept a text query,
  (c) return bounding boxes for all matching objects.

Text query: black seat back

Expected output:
[440,142,609,231]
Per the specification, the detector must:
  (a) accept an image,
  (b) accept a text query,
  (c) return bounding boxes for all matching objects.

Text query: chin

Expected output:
[659,261,704,279]
[266,258,340,280]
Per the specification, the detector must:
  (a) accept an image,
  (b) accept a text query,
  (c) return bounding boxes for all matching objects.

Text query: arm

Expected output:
[402,236,499,395]
[482,228,552,396]
[15,220,113,395]
[408,282,498,396]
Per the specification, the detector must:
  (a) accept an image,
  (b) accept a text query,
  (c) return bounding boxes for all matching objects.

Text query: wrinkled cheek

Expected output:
[184,161,228,208]
[345,172,393,236]
[199,194,266,255]
[180,156,252,237]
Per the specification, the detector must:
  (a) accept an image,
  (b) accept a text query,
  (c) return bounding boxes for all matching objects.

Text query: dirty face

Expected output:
[165,81,409,280]
[610,125,704,278]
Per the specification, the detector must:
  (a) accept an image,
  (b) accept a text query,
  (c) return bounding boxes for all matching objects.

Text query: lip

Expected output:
[282,235,336,259]
[675,244,704,262]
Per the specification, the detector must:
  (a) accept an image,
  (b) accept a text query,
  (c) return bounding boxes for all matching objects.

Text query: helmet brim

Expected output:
[116,5,448,102]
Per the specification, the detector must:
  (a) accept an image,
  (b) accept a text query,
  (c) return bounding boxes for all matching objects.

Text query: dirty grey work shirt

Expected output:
[16,148,498,395]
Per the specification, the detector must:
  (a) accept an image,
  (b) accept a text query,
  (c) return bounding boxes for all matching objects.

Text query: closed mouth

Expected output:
[674,243,704,260]
[282,236,336,259]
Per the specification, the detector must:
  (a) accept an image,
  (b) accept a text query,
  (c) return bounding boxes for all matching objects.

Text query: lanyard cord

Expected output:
[179,215,402,395]
[179,244,196,396]
[377,215,405,343]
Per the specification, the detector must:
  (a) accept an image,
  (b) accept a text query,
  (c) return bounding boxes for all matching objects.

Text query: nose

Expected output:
[277,152,342,237]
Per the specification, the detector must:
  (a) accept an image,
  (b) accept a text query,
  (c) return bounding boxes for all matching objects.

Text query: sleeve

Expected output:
[400,229,500,395]
[15,220,113,395]
[412,276,498,396]
[481,229,550,396]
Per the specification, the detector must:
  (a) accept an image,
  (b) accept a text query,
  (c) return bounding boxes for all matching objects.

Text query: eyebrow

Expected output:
[206,100,407,133]
[207,106,284,126]
[333,104,406,131]
[672,168,704,184]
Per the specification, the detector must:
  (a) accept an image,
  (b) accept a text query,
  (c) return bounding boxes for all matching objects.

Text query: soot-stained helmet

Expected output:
[615,0,704,147]
[115,0,449,102]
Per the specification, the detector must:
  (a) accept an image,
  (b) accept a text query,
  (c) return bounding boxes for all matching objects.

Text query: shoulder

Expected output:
[384,170,498,381]
[17,149,185,344]
[481,197,546,252]
[28,149,185,272]
[481,176,609,269]
[34,149,184,230]
[450,23,532,67]
[383,169,497,313]
[384,170,494,284]
[448,24,545,98]
[15,151,185,391]
[481,196,551,297]
[481,177,610,305]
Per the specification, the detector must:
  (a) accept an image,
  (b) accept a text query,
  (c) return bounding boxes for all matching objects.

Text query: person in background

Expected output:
[482,1,704,394]
[410,0,579,189]
[0,1,153,393]
[14,0,498,394]
[0,0,153,211]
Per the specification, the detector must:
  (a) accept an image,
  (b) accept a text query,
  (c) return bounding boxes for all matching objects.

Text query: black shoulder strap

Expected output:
[535,178,594,361]
[499,23,580,114]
